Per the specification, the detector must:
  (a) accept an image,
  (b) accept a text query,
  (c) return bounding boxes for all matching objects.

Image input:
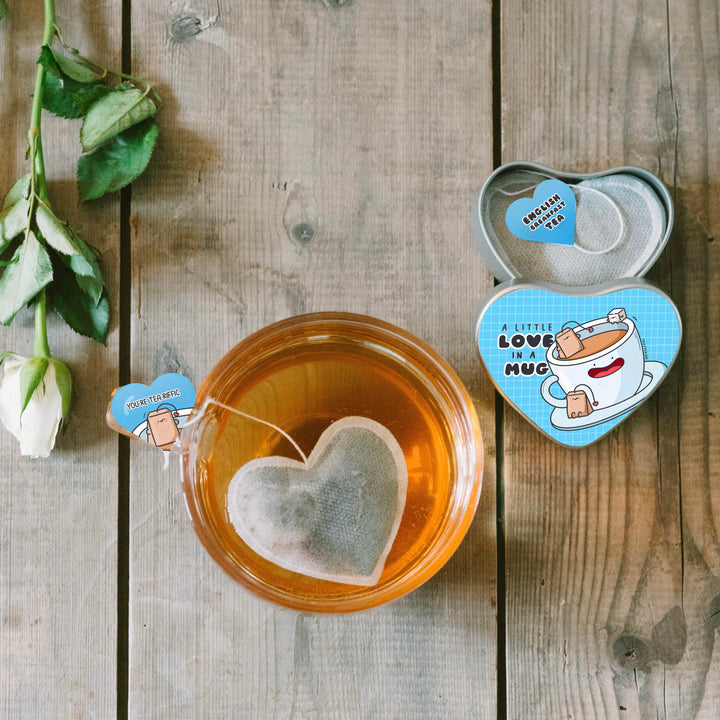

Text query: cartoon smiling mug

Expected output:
[541,314,645,413]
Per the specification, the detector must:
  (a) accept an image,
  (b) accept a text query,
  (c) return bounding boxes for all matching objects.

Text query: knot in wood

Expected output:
[170,8,219,42]
[170,15,203,41]
[324,0,354,8]
[651,605,686,665]
[612,635,651,672]
[292,223,315,247]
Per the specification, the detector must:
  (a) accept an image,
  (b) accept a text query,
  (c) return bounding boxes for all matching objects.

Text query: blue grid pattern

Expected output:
[477,286,681,447]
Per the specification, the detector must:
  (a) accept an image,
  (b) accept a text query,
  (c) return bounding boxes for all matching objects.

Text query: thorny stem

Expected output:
[30,0,56,359]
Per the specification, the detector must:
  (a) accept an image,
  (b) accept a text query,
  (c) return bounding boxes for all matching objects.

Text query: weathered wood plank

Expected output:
[0,2,121,717]
[128,1,496,718]
[501,0,719,717]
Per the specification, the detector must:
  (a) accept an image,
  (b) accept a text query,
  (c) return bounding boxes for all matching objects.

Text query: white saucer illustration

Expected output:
[548,360,666,431]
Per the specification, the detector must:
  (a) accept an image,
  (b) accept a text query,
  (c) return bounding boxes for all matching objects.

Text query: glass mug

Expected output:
[180,312,483,613]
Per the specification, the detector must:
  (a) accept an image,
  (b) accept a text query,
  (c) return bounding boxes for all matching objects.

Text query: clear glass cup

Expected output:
[180,312,483,612]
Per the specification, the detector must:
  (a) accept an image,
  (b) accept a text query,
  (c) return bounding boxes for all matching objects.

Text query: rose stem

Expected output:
[30,0,56,360]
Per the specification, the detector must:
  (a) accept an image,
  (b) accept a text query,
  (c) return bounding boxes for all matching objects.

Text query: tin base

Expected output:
[471,163,672,286]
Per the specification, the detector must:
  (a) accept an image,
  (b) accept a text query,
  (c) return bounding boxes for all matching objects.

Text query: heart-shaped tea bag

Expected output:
[226,416,408,586]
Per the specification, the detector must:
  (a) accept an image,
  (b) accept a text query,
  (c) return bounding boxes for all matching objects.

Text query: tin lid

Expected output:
[474,278,682,447]
[470,162,673,285]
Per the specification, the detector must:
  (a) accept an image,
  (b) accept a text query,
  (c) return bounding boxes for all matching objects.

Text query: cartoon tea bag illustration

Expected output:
[146,404,181,450]
[566,386,595,418]
[555,326,584,359]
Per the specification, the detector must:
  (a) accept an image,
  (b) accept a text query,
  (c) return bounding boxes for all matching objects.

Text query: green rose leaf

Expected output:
[35,203,105,304]
[0,198,30,250]
[1,175,32,249]
[50,47,101,83]
[0,1,7,21]
[35,202,80,256]
[80,87,157,152]
[39,46,109,119]
[38,45,63,77]
[3,175,31,211]
[48,260,109,343]
[39,44,101,84]
[42,73,83,119]
[78,118,159,201]
[19,357,49,412]
[0,195,31,251]
[42,72,111,120]
[0,230,53,325]
[68,233,104,305]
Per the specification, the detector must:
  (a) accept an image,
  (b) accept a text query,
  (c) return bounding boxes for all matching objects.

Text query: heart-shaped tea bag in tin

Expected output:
[227,416,408,586]
[472,163,672,286]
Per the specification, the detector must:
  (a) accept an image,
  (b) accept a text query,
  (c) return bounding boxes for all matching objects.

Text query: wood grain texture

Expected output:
[128,1,496,718]
[501,0,719,718]
[4,1,714,717]
[0,2,121,718]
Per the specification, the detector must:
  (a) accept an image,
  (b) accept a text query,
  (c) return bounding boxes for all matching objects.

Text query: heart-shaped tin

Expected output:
[471,162,673,286]
[475,279,681,447]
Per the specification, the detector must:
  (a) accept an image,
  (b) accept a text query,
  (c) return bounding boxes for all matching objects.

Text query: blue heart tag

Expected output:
[109,373,196,450]
[505,178,576,246]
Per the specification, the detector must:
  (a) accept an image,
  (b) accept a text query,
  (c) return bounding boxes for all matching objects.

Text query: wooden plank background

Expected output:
[0,0,718,718]
[501,1,720,718]
[127,1,496,719]
[0,3,121,718]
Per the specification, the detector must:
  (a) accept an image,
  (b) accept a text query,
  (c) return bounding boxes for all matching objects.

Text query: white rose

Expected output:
[0,353,72,458]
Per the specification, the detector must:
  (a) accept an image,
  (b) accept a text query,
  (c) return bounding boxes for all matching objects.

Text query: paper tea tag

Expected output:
[227,416,408,586]
[505,178,576,246]
[107,373,196,451]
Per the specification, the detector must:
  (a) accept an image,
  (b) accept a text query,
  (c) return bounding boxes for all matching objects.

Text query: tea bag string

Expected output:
[185,397,309,465]
[494,172,625,255]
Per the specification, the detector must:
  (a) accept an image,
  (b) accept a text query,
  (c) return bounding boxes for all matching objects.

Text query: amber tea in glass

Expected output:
[181,313,483,612]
